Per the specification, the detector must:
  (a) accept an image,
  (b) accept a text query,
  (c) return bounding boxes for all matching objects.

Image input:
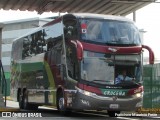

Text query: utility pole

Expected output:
[0,23,4,59]
[0,23,5,108]
[133,11,136,22]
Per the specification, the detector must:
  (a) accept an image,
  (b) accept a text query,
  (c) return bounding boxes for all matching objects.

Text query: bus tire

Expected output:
[22,90,29,110]
[18,90,24,109]
[23,90,38,110]
[57,91,71,116]
[108,110,120,117]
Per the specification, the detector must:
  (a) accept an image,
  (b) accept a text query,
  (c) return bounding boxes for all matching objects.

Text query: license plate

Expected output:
[109,104,119,109]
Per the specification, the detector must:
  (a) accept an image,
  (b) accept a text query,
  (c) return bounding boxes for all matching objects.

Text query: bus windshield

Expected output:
[80,19,141,46]
[81,51,142,85]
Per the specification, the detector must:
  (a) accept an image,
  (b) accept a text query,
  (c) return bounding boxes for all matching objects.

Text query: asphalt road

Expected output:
[0,100,159,120]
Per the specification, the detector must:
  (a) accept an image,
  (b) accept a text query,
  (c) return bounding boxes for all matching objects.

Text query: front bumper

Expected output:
[70,88,142,111]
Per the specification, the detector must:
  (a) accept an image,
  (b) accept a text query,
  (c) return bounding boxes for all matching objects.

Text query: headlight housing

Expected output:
[76,87,96,96]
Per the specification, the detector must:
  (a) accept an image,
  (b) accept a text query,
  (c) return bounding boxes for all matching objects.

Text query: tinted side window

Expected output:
[22,30,46,59]
[30,30,46,54]
[44,22,63,51]
[44,21,63,65]
[12,39,23,60]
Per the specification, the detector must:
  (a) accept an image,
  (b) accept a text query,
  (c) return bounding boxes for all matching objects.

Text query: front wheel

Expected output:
[57,92,71,115]
[108,110,120,117]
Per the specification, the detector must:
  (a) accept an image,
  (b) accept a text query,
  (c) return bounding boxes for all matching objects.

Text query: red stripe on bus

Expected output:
[78,83,102,95]
[81,42,142,54]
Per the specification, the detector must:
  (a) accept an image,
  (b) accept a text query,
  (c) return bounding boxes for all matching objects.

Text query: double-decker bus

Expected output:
[10,13,154,117]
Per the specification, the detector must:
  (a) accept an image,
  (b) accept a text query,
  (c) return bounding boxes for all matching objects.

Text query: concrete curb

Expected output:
[3,96,13,101]
[0,108,20,112]
[1,96,20,111]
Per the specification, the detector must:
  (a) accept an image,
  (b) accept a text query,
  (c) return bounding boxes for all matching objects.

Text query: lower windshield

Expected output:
[81,51,142,85]
[80,19,141,46]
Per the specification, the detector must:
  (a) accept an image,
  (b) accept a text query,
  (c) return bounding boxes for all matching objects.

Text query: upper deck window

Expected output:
[79,18,141,46]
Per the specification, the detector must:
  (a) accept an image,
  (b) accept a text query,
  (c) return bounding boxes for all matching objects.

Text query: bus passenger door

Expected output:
[65,42,79,89]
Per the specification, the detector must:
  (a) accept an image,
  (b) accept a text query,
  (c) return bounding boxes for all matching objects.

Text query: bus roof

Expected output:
[13,13,134,42]
[44,13,134,27]
[67,13,134,23]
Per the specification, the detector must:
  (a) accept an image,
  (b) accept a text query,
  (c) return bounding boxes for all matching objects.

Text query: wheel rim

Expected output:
[59,97,64,110]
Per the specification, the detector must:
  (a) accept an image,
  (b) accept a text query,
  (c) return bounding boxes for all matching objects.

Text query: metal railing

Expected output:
[0,59,7,107]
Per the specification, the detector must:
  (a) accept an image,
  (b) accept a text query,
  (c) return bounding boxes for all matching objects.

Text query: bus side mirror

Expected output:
[64,28,71,40]
[142,45,154,64]
[70,40,83,61]
[64,26,74,40]
[76,40,83,61]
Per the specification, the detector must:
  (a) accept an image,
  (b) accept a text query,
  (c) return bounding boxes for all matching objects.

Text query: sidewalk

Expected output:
[0,99,20,112]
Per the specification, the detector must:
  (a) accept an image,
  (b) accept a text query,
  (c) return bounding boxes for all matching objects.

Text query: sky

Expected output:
[0,2,160,59]
[126,2,160,60]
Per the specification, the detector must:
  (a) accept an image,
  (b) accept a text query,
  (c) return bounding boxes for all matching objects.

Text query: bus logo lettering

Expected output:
[104,90,125,96]
[108,47,118,52]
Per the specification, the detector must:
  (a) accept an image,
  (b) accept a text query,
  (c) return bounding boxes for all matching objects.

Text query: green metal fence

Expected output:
[143,64,160,108]
[4,72,10,96]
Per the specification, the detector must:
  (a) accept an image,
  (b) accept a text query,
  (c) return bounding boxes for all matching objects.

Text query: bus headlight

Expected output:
[83,91,95,96]
[136,93,142,98]
[76,87,96,96]
[134,92,143,98]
